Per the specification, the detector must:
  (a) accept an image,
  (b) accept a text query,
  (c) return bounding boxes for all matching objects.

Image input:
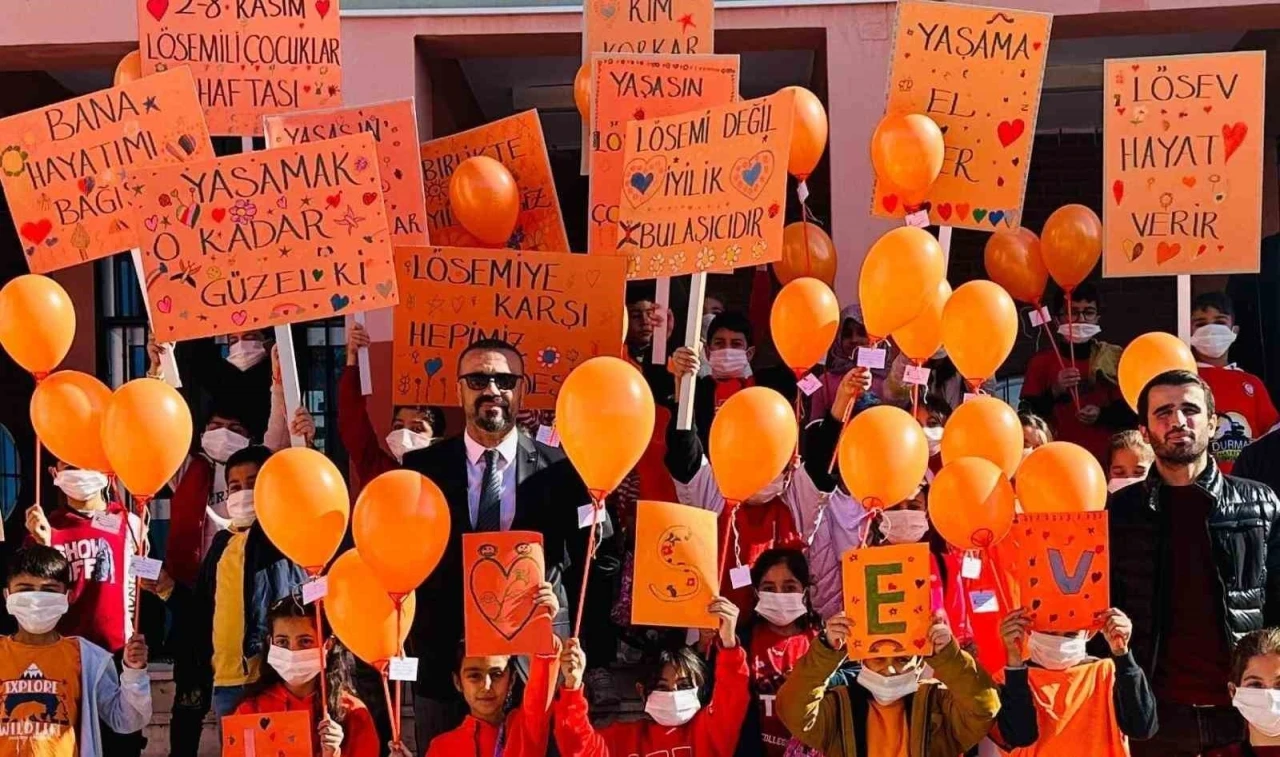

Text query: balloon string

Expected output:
[911,359,922,418]
[1063,289,1082,411]
[858,506,883,548]
[380,666,400,745]
[799,196,813,279]
[315,594,330,720]
[827,385,864,477]
[572,494,605,639]
[130,496,151,637]
[983,544,1014,613]
[717,500,741,584]
[33,435,41,514]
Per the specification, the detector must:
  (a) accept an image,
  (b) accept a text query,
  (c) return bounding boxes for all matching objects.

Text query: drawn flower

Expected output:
[648,254,666,276]
[537,346,561,369]
[0,145,26,177]
[668,251,687,273]
[424,180,447,203]
[696,246,716,271]
[627,255,641,278]
[751,240,768,260]
[230,199,257,225]
[722,245,742,267]
[354,156,369,172]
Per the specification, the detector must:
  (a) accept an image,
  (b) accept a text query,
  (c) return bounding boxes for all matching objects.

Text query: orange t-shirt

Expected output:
[996,659,1129,757]
[0,637,81,757]
[866,699,908,757]
[1200,365,1280,474]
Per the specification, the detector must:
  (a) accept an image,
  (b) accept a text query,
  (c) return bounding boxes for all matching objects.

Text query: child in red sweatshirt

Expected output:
[555,597,749,757]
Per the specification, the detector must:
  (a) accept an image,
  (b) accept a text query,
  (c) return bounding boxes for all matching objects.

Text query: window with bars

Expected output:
[95,255,150,388]
[297,320,349,472]
[0,424,19,521]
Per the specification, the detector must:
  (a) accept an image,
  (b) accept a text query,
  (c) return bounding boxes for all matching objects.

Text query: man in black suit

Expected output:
[401,338,590,752]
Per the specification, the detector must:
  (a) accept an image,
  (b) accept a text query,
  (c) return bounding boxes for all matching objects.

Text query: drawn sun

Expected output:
[537,346,561,368]
[1,145,27,177]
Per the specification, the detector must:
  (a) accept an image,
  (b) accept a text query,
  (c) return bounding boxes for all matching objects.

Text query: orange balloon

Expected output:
[1041,204,1102,291]
[556,357,655,497]
[709,387,798,502]
[784,86,828,180]
[0,275,76,375]
[940,396,1023,479]
[1016,442,1107,514]
[838,405,929,508]
[892,280,951,361]
[984,227,1048,305]
[858,227,946,339]
[1118,332,1198,413]
[31,371,112,473]
[770,277,840,371]
[101,379,192,497]
[941,280,1018,385]
[871,113,945,196]
[327,549,417,666]
[928,457,1016,549]
[256,448,351,570]
[354,471,451,596]
[449,156,519,247]
[114,51,143,86]
[574,64,591,119]
[774,222,837,287]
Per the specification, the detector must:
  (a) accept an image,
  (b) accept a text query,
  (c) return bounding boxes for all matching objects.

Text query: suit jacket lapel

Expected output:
[513,434,541,530]
[443,437,473,535]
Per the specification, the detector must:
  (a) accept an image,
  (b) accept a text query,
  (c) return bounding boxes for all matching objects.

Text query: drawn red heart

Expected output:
[1223,122,1248,163]
[315,0,330,17]
[996,119,1025,148]
[326,193,342,208]
[1157,241,1182,264]
[1204,105,1213,113]
[469,552,540,641]
[955,203,970,221]
[1116,107,1126,115]
[146,0,168,21]
[882,194,898,213]
[211,208,227,223]
[77,177,95,195]
[1130,64,1140,72]
[996,177,1005,187]
[1182,176,1197,188]
[19,219,52,245]
[231,311,248,326]
[1196,244,1208,257]
[361,192,378,206]
[1111,180,1124,206]
[912,638,926,650]
[767,202,780,219]
[156,296,172,314]
[1032,41,1042,51]
[937,203,952,221]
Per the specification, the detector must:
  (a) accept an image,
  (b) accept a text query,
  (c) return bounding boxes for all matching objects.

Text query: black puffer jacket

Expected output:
[1109,460,1280,679]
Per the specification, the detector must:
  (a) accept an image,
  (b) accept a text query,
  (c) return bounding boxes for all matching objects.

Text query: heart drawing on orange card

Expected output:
[621,156,667,209]
[468,544,541,641]
[1157,241,1182,264]
[730,151,775,201]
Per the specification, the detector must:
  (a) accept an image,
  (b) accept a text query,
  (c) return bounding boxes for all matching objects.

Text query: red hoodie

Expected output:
[166,455,214,587]
[425,650,560,757]
[337,366,397,493]
[554,645,750,757]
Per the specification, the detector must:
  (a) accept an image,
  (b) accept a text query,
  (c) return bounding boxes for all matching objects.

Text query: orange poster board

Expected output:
[873,1,1052,230]
[1102,52,1264,277]
[616,90,794,280]
[631,500,718,629]
[1004,511,1109,633]
[221,711,312,757]
[588,54,739,255]
[130,132,398,342]
[137,0,342,136]
[462,531,555,657]
[265,98,429,246]
[583,0,712,56]
[841,543,932,660]
[0,67,215,274]
[419,111,569,251]
[391,247,627,410]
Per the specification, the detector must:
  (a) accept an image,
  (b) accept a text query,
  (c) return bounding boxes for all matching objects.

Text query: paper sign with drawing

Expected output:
[221,711,312,757]
[130,132,398,341]
[462,532,555,657]
[631,500,719,629]
[1003,511,1110,633]
[841,543,932,660]
[582,0,713,57]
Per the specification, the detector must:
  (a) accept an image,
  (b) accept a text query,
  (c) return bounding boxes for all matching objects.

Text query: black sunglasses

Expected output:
[459,372,523,391]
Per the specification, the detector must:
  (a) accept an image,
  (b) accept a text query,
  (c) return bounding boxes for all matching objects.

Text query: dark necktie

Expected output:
[476,448,502,531]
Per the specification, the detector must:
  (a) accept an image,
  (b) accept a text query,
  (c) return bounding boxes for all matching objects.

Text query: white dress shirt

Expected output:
[464,430,519,531]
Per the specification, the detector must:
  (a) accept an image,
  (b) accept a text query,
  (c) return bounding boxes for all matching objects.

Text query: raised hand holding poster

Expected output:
[841,543,932,660]
[463,532,555,657]
[137,0,342,136]
[1103,52,1264,276]
[1004,511,1109,633]
[616,90,794,279]
[130,132,398,341]
[874,1,1051,230]
[265,99,429,246]
[391,247,626,409]
[630,500,718,629]
[221,711,312,757]
[0,67,214,274]
[588,54,740,255]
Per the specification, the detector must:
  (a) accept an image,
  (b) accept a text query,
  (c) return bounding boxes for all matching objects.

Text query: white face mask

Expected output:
[1107,476,1144,494]
[226,490,256,527]
[922,426,944,457]
[267,645,324,687]
[857,667,921,705]
[1057,323,1101,344]
[755,591,808,627]
[6,591,69,635]
[227,339,267,371]
[879,510,930,545]
[645,688,701,727]
[708,348,750,380]
[1028,631,1089,670]
[1234,687,1280,737]
[54,469,108,503]
[745,475,786,505]
[202,427,250,463]
[386,428,432,463]
[1190,324,1238,359]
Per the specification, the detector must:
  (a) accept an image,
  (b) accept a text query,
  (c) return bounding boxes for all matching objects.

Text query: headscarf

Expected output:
[825,304,863,375]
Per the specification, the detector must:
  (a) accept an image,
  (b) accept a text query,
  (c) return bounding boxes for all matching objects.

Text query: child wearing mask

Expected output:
[0,546,152,756]
[1107,430,1154,494]
[1204,627,1280,757]
[810,306,887,421]
[993,606,1157,755]
[554,598,748,757]
[914,393,952,481]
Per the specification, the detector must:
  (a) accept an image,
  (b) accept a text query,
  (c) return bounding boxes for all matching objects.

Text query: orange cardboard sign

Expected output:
[1004,511,1110,633]
[265,99,429,246]
[1103,52,1264,277]
[137,0,342,136]
[616,91,794,279]
[221,711,312,757]
[0,67,215,274]
[391,247,627,410]
[873,1,1052,230]
[588,54,739,255]
[419,111,569,251]
[631,500,718,629]
[462,531,555,657]
[130,132,398,342]
[583,0,712,56]
[841,543,932,660]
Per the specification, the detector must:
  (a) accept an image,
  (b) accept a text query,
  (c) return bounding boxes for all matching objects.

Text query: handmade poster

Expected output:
[631,500,718,629]
[1102,52,1264,277]
[588,54,740,255]
[391,247,627,409]
[264,98,429,246]
[137,0,342,136]
[1004,511,1109,633]
[873,1,1052,230]
[0,67,214,274]
[462,531,555,656]
[130,132,398,342]
[419,111,569,251]
[221,711,312,757]
[615,90,794,280]
[583,0,712,56]
[841,543,932,660]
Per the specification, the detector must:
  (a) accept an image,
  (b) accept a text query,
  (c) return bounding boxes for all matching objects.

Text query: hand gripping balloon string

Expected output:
[1063,289,1082,410]
[572,492,607,638]
[717,499,742,584]
[826,337,877,476]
